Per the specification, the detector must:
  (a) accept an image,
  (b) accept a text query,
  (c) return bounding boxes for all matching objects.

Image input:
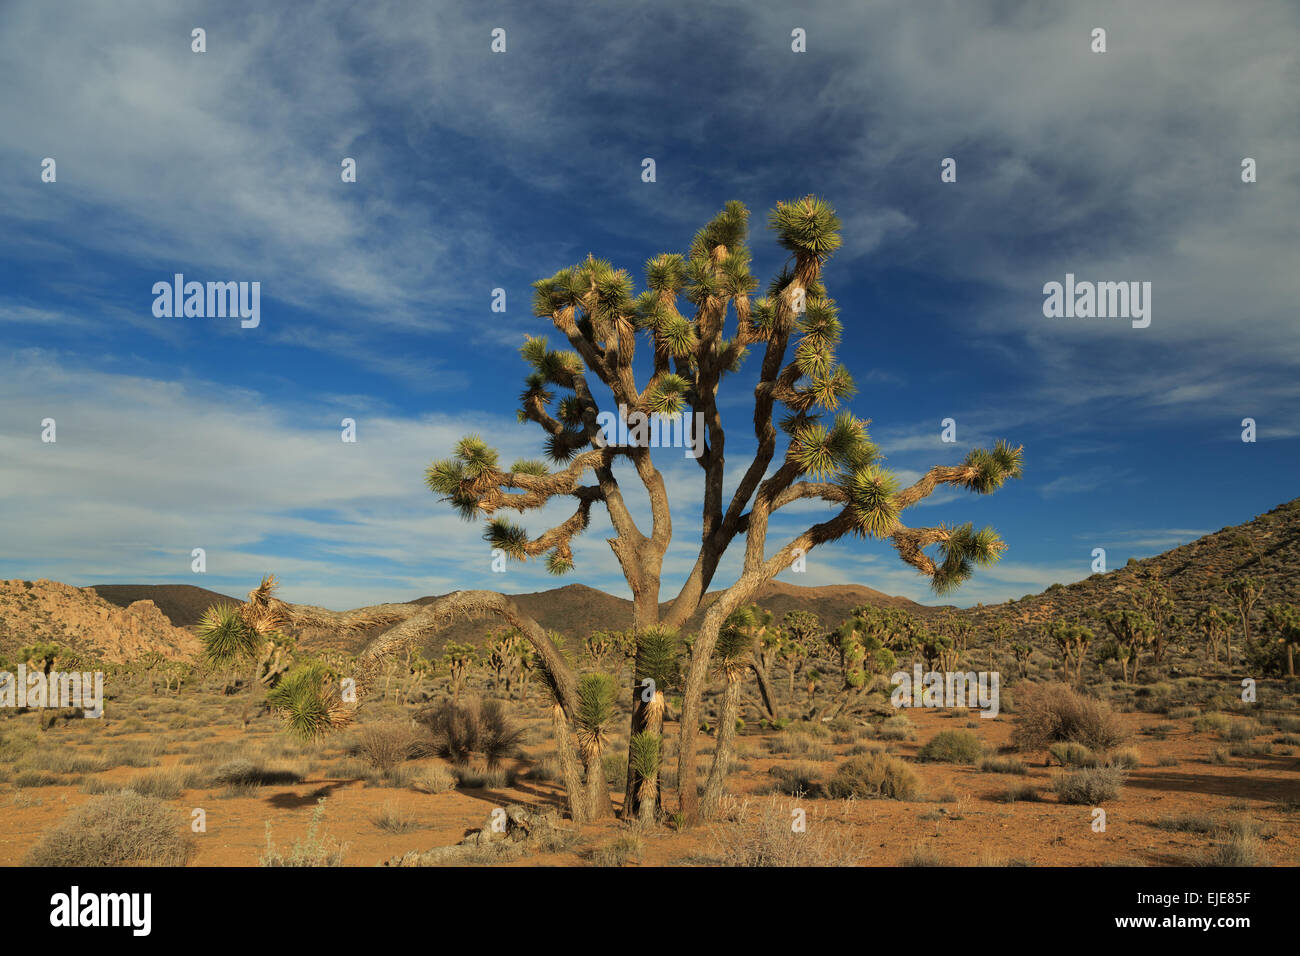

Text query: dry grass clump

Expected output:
[1052,767,1126,804]
[712,797,860,866]
[260,798,348,866]
[1012,682,1127,754]
[411,764,457,794]
[417,699,522,768]
[826,752,918,800]
[25,791,195,867]
[356,720,428,773]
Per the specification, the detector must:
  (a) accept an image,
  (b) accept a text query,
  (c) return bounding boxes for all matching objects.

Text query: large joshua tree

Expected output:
[243,197,1022,822]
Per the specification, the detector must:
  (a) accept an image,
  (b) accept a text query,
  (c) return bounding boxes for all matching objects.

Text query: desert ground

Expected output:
[2,659,1296,867]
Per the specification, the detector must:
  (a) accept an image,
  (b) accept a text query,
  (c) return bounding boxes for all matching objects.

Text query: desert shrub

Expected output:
[1193,713,1232,735]
[1152,813,1218,834]
[826,752,918,800]
[454,765,514,789]
[588,834,643,867]
[25,791,195,866]
[411,764,457,794]
[712,797,859,866]
[1201,821,1264,866]
[1220,719,1261,742]
[1052,768,1126,804]
[260,799,348,866]
[418,699,522,767]
[524,755,559,781]
[1209,746,1231,764]
[127,767,198,799]
[1049,742,1099,768]
[768,762,823,796]
[918,730,983,763]
[980,756,1028,775]
[603,751,628,789]
[1012,682,1127,753]
[878,715,914,741]
[1107,747,1141,770]
[370,800,425,834]
[1000,783,1042,803]
[902,844,947,866]
[13,771,62,788]
[357,720,427,773]
[768,732,833,760]
[1167,706,1199,720]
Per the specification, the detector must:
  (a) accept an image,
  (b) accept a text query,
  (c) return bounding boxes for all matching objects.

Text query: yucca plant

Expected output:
[265,664,348,742]
[575,672,617,819]
[622,626,681,818]
[628,731,662,824]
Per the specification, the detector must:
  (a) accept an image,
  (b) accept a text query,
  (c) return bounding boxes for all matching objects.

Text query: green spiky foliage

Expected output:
[634,626,682,694]
[575,672,616,760]
[18,641,62,676]
[628,730,661,781]
[197,603,260,668]
[266,664,344,741]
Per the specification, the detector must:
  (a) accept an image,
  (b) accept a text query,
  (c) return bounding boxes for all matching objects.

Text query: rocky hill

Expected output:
[966,498,1300,639]
[0,579,202,664]
[91,584,240,628]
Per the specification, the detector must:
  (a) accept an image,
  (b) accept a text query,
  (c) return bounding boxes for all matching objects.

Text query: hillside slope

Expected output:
[0,579,201,663]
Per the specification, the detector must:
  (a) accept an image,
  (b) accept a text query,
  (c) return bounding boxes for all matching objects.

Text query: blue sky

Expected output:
[2,0,1297,610]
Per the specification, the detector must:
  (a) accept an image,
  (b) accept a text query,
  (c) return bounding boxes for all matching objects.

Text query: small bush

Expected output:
[25,791,195,866]
[260,799,348,867]
[918,730,983,764]
[1052,768,1126,804]
[1049,742,1099,768]
[418,699,522,768]
[1000,783,1042,803]
[768,762,823,797]
[712,797,859,866]
[980,756,1027,775]
[411,764,457,794]
[826,753,918,801]
[588,834,643,867]
[1193,713,1232,734]
[370,800,425,834]
[1012,683,1127,753]
[357,720,427,773]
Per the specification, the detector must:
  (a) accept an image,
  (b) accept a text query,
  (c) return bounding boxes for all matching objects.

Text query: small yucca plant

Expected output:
[266,664,349,741]
[197,602,259,668]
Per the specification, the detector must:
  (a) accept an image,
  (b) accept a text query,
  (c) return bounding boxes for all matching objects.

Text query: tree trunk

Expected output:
[700,672,741,819]
[550,703,587,824]
[583,744,613,819]
[748,657,778,721]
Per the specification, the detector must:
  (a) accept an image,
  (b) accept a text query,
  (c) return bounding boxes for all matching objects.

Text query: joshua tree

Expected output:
[18,642,62,676]
[1224,576,1264,663]
[816,608,897,719]
[1048,621,1093,683]
[442,642,477,702]
[1196,605,1232,666]
[486,629,522,695]
[700,608,757,817]
[1011,642,1033,678]
[1135,572,1177,664]
[1264,604,1300,677]
[217,198,1022,822]
[574,672,617,819]
[1102,610,1155,682]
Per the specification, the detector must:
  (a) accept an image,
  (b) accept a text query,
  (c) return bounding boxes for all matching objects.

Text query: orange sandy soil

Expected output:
[1,706,1296,867]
